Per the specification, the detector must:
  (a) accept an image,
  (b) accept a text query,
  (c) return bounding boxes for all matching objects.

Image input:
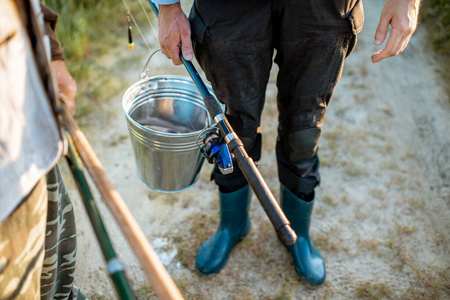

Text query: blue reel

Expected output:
[202,131,233,175]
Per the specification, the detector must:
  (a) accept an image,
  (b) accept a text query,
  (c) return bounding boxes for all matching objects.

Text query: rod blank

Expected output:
[61,106,184,300]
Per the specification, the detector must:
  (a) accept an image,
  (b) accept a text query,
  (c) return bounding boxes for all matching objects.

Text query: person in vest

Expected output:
[0,0,86,298]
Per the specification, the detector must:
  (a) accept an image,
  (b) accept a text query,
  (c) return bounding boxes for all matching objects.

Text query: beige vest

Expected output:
[0,0,64,221]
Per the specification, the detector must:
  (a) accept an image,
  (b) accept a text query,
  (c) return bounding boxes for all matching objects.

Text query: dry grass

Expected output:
[354,281,392,299]
[170,212,216,269]
[62,1,449,298]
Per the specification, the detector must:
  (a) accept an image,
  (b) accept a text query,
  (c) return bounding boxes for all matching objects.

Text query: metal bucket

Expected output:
[123,75,216,192]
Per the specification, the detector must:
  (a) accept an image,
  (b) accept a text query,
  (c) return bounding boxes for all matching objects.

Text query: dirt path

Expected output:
[63,1,449,299]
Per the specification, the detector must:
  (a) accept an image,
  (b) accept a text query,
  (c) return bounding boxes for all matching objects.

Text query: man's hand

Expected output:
[371,0,420,64]
[50,60,77,115]
[158,3,193,65]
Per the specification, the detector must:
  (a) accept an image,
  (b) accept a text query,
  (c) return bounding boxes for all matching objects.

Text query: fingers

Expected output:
[371,0,419,64]
[371,24,413,64]
[160,33,193,66]
[50,60,77,114]
[371,30,406,63]
[180,33,193,61]
[158,31,182,65]
[374,15,390,46]
[162,43,183,65]
[157,3,192,66]
[59,93,76,115]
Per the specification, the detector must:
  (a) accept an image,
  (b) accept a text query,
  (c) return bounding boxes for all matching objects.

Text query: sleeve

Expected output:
[151,0,180,4]
[40,3,64,61]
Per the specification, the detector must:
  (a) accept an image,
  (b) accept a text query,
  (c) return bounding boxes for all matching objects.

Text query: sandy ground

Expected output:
[59,1,449,299]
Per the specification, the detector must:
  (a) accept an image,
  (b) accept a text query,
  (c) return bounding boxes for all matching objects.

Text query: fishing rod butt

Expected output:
[235,152,297,244]
[278,224,297,246]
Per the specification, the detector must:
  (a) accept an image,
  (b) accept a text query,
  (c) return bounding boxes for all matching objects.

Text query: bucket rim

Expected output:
[122,75,215,138]
[125,100,210,138]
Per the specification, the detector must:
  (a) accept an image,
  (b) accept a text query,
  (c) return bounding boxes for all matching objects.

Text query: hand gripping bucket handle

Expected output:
[122,49,218,193]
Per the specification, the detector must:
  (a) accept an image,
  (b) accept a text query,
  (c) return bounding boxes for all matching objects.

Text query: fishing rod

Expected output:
[147,1,297,246]
[61,104,184,300]
[65,134,136,300]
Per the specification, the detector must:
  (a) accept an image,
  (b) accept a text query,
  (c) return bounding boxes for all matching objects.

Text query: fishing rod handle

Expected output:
[212,115,297,245]
[234,147,297,246]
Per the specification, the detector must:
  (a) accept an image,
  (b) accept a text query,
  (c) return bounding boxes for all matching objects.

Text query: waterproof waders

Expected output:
[196,184,252,275]
[280,184,326,287]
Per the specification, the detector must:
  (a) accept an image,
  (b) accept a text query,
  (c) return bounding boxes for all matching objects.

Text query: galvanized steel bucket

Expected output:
[123,72,217,193]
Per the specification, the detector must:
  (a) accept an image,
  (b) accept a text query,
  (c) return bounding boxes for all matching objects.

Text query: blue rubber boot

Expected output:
[280,184,326,287]
[195,184,252,275]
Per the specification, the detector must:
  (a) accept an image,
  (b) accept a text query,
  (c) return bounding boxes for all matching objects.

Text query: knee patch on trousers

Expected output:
[288,127,321,162]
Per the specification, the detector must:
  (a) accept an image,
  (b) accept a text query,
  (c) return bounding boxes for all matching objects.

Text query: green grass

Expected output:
[42,0,154,119]
[43,0,128,77]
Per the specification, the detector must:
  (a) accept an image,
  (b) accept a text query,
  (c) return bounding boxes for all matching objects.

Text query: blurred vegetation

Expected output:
[420,0,450,98]
[43,0,127,78]
[42,0,449,113]
[42,0,153,118]
[421,0,450,54]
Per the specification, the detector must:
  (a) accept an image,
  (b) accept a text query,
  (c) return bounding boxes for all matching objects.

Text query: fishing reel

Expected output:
[198,128,233,175]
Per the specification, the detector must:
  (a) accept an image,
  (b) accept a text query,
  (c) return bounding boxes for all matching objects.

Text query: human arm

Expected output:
[153,1,193,65]
[371,0,421,64]
[41,3,77,114]
[50,60,77,115]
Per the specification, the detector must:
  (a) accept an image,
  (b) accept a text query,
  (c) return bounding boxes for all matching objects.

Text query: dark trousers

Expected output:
[189,0,364,197]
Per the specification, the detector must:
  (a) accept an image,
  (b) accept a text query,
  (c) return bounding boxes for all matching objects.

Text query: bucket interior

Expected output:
[128,94,209,134]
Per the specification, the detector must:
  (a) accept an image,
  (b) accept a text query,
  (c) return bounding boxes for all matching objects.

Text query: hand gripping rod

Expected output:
[148,1,297,246]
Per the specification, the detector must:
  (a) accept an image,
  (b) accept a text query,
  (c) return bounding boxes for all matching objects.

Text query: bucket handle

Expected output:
[141,48,162,79]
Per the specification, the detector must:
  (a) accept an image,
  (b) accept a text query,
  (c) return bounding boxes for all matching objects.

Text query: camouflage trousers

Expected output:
[0,165,87,300]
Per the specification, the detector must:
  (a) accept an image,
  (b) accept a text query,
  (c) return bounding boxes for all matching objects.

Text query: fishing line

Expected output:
[121,0,198,132]
[121,0,152,53]
[136,0,186,76]
[122,0,184,76]
[137,0,155,34]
